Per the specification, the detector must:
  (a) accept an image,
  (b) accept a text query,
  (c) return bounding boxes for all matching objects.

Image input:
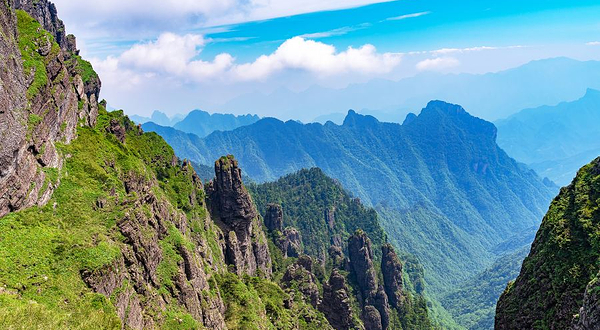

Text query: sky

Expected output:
[51,0,600,118]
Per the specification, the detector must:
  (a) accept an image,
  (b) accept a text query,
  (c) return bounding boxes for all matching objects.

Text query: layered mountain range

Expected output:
[496,88,600,186]
[146,101,558,328]
[0,1,435,329]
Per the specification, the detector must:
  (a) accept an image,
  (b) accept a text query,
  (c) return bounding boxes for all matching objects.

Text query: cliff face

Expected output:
[495,157,600,330]
[207,156,272,277]
[0,1,99,217]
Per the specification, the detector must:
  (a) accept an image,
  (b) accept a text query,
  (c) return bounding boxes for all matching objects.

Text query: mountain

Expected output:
[496,89,600,186]
[441,246,530,330]
[0,2,436,329]
[129,110,183,126]
[151,102,555,297]
[495,157,600,330]
[211,57,600,122]
[173,109,260,138]
[248,168,435,329]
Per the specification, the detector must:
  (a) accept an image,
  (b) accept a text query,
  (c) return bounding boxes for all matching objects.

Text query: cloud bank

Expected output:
[93,33,402,84]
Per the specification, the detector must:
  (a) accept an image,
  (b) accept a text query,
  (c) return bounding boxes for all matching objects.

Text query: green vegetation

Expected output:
[249,167,387,259]
[496,157,600,329]
[249,168,434,329]
[16,10,60,101]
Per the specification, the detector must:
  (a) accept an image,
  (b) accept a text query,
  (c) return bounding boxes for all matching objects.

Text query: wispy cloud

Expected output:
[407,45,526,55]
[386,11,431,21]
[298,23,371,39]
[586,41,600,46]
[416,57,459,71]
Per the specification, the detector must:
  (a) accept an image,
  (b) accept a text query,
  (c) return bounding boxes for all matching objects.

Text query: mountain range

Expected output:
[209,57,600,123]
[496,88,600,186]
[145,101,557,321]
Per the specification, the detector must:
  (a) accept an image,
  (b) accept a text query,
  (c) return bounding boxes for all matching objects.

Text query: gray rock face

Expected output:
[282,227,303,258]
[381,243,405,309]
[207,156,272,277]
[83,165,227,329]
[0,1,100,217]
[281,256,320,307]
[348,231,390,330]
[265,203,283,231]
[320,269,363,330]
[13,0,77,52]
[574,274,600,330]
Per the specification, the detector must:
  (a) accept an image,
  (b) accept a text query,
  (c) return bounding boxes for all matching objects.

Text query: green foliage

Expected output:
[16,10,60,101]
[496,158,600,329]
[216,273,330,329]
[249,167,387,259]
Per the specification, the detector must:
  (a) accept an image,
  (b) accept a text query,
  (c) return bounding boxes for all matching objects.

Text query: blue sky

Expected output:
[52,0,600,118]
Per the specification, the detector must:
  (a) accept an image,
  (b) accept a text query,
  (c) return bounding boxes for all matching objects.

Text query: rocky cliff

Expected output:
[495,157,600,330]
[0,0,99,217]
[206,155,272,277]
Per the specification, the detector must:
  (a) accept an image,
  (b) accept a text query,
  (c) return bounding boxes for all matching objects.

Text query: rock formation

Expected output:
[264,203,283,231]
[0,1,100,217]
[574,273,600,330]
[381,243,405,309]
[281,256,320,307]
[320,269,362,330]
[348,230,390,330]
[207,155,272,277]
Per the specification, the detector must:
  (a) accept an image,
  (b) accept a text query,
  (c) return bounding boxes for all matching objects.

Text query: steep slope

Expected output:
[152,102,555,292]
[173,109,260,138]
[495,157,600,330]
[496,88,600,185]
[248,168,435,329]
[0,1,100,217]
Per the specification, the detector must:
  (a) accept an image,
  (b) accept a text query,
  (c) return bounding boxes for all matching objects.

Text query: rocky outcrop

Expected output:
[83,162,227,330]
[574,274,600,330]
[207,155,272,277]
[320,269,362,330]
[281,227,302,258]
[13,0,78,52]
[265,203,283,231]
[281,256,320,307]
[349,231,390,330]
[0,2,100,217]
[381,243,405,309]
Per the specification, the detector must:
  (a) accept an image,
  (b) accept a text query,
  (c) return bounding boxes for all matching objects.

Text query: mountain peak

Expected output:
[343,110,380,127]
[583,88,600,98]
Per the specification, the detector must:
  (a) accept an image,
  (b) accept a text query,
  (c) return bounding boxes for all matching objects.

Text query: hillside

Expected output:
[495,157,600,329]
[496,88,600,186]
[0,2,436,329]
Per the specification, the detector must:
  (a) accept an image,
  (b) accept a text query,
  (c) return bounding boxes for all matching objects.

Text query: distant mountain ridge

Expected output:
[212,57,600,122]
[496,88,600,186]
[129,110,183,126]
[173,109,260,138]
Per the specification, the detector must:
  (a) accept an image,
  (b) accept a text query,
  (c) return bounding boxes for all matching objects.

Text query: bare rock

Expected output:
[265,203,283,232]
[320,269,362,330]
[207,155,271,277]
[281,256,320,307]
[381,243,405,309]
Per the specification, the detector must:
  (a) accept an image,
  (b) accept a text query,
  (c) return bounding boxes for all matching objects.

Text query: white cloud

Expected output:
[386,11,431,21]
[94,34,401,85]
[298,23,371,39]
[586,41,600,46]
[416,57,460,71]
[234,37,401,80]
[53,0,394,39]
